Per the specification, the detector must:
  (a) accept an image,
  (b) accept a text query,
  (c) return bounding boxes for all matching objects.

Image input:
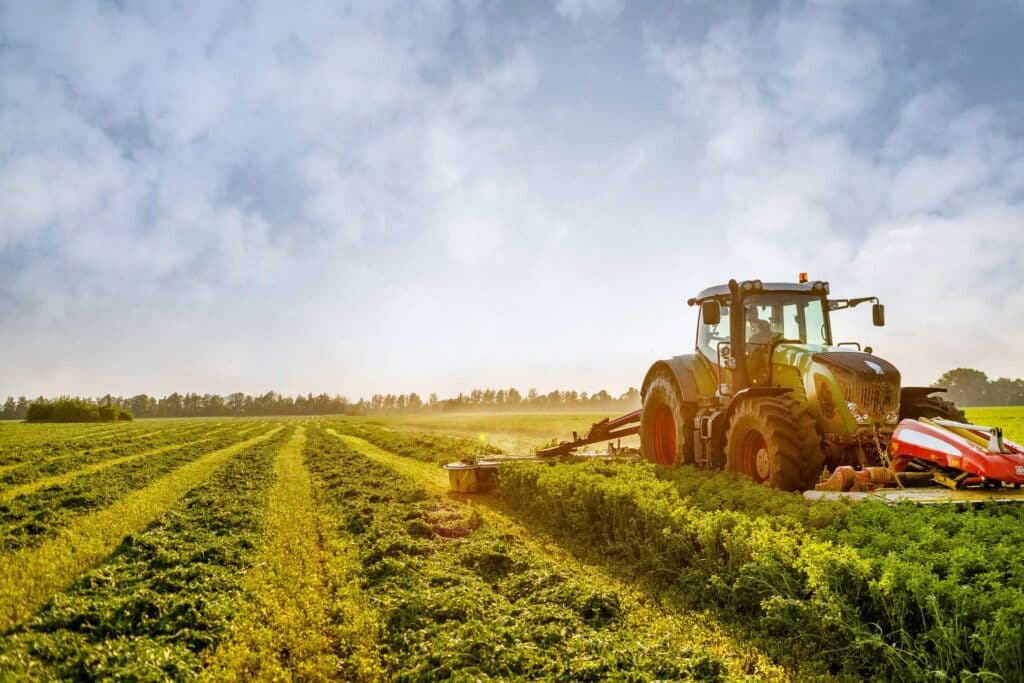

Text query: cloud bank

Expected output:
[0,0,1022,398]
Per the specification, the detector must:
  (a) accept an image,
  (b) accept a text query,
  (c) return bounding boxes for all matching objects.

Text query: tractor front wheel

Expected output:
[640,372,695,466]
[724,396,823,491]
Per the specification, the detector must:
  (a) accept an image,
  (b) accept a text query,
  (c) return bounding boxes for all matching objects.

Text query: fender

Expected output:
[723,387,793,427]
[642,356,699,404]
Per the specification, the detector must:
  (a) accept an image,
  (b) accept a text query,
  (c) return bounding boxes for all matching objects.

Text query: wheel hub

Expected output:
[755,448,771,480]
[739,429,771,483]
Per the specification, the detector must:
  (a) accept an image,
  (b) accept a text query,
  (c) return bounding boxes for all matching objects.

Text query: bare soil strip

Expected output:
[202,427,382,682]
[0,426,283,631]
[324,428,789,681]
[0,427,246,503]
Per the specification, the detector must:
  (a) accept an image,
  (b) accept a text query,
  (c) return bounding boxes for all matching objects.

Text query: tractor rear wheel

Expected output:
[724,396,823,491]
[899,394,968,423]
[640,372,695,466]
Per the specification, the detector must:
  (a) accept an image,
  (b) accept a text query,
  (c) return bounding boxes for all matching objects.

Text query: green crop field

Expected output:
[0,409,1022,680]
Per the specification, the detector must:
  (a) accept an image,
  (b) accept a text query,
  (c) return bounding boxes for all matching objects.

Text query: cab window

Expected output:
[697,300,730,360]
[742,294,829,347]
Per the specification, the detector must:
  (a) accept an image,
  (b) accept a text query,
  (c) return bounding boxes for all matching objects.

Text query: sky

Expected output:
[1,0,1023,400]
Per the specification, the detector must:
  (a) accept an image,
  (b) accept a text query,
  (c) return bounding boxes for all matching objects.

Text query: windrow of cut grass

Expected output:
[355,412,635,454]
[202,426,382,682]
[333,420,503,464]
[0,423,130,450]
[304,424,728,681]
[0,425,269,552]
[0,425,284,631]
[0,420,267,470]
[326,426,789,681]
[342,420,1024,679]
[0,421,252,491]
[0,421,176,471]
[0,425,294,680]
[498,459,1024,680]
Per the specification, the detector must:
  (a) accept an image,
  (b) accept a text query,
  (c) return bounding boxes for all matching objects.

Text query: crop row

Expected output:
[499,460,1024,680]
[202,426,383,681]
[303,424,727,681]
[0,420,264,468]
[0,421,185,466]
[0,421,258,489]
[329,420,502,464]
[0,426,268,552]
[0,425,294,679]
[342,420,1024,680]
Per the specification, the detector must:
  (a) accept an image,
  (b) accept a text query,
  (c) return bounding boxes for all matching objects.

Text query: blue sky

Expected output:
[1,0,1023,399]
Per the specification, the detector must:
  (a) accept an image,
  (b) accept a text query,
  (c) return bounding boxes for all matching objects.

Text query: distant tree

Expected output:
[620,387,641,408]
[1,397,15,419]
[933,368,990,406]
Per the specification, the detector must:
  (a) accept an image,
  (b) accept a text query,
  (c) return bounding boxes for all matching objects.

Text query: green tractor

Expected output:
[639,278,965,490]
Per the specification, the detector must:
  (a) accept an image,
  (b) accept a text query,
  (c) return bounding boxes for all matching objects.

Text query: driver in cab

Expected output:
[745,306,778,385]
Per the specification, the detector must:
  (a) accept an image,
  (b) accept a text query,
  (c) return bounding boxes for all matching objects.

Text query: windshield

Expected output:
[743,293,829,346]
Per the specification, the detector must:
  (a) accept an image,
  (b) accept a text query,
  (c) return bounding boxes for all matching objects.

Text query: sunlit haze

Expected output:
[2,1,1023,400]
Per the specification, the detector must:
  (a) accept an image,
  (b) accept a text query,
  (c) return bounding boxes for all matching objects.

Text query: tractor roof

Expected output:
[694,281,825,301]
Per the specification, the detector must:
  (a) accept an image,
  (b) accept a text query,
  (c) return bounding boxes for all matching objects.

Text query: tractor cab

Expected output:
[690,280,841,395]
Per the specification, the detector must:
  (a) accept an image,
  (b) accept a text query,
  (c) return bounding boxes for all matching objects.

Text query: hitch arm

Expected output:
[535,410,642,457]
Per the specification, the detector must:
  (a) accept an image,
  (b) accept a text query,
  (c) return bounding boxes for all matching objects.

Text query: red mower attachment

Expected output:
[809,418,1024,504]
[889,418,1024,489]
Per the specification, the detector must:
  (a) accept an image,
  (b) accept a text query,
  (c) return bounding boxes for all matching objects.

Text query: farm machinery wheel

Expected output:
[724,396,823,491]
[899,393,968,423]
[640,371,695,466]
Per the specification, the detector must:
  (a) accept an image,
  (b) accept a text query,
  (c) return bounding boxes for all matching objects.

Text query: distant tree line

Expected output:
[932,368,1024,407]
[3,368,1013,421]
[0,387,643,420]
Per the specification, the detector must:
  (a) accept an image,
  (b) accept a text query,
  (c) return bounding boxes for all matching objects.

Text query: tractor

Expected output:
[637,277,963,490]
[445,277,1024,500]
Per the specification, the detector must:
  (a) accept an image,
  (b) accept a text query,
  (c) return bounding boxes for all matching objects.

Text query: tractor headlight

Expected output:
[742,280,753,292]
[752,279,763,291]
[846,401,872,424]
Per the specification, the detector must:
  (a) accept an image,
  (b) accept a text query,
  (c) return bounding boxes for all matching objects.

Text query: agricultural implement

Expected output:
[445,275,1024,504]
[444,412,642,493]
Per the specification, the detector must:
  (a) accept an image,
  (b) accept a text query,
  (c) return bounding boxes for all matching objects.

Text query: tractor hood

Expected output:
[812,350,898,379]
[771,344,901,430]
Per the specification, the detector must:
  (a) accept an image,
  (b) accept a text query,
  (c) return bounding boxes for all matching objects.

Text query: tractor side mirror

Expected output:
[701,300,721,325]
[872,303,885,327]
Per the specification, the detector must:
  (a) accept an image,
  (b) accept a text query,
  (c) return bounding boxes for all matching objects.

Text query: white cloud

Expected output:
[644,2,1024,383]
[0,0,1022,397]
[554,0,625,21]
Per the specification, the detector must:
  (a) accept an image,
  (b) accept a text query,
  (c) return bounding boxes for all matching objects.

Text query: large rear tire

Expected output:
[640,372,695,466]
[899,393,968,423]
[724,396,823,491]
